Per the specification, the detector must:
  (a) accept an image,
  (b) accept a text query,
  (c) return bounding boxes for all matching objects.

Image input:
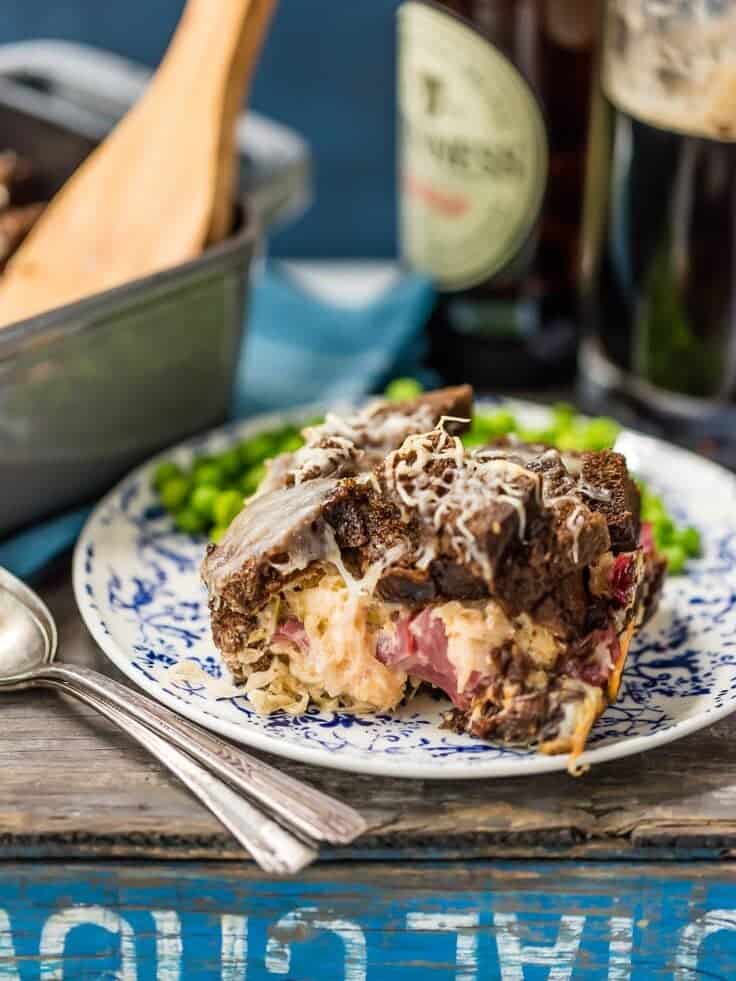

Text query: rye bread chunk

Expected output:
[399,384,473,427]
[369,433,611,611]
[492,508,609,615]
[580,451,641,552]
[531,571,608,641]
[374,489,546,606]
[202,477,342,657]
[489,439,642,556]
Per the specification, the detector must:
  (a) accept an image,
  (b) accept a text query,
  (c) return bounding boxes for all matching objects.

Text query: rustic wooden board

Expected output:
[2,861,736,978]
[3,566,736,861]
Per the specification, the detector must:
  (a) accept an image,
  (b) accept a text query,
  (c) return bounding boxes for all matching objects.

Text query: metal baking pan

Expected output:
[0,42,311,537]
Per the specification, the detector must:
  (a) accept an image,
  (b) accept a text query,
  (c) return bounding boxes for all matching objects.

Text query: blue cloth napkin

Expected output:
[0,263,436,581]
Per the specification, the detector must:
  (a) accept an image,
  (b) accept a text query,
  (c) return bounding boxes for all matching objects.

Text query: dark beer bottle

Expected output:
[398,0,598,387]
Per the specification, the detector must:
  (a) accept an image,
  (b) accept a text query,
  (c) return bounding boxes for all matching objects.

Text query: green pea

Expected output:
[535,428,560,445]
[462,430,487,448]
[191,484,219,520]
[278,432,304,454]
[468,419,492,440]
[467,416,491,436]
[464,420,486,438]
[159,476,191,512]
[210,524,229,544]
[193,462,225,488]
[661,544,686,575]
[553,428,584,451]
[213,489,245,528]
[463,412,514,447]
[678,525,702,557]
[552,402,575,427]
[152,460,183,492]
[486,409,517,435]
[653,516,676,547]
[642,494,667,523]
[577,418,620,451]
[517,427,552,445]
[174,508,206,535]
[385,377,424,402]
[241,463,267,497]
[239,433,277,467]
[217,447,243,478]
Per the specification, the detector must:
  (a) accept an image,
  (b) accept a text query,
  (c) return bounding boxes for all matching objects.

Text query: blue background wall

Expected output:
[0,0,400,257]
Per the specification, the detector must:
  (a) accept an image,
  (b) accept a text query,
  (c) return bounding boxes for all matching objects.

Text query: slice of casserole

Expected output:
[202,396,665,762]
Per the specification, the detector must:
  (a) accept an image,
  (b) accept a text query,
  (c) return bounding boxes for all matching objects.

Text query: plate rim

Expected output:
[72,399,736,779]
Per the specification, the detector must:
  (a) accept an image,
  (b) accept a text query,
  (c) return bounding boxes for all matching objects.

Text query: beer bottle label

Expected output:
[398,0,548,291]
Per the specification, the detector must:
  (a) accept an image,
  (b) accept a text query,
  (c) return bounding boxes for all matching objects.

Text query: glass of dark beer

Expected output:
[579,0,736,462]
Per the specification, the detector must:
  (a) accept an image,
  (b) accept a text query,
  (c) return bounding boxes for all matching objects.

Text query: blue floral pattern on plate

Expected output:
[72,405,736,778]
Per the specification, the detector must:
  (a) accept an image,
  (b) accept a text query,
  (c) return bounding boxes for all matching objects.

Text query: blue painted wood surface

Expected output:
[1,861,736,978]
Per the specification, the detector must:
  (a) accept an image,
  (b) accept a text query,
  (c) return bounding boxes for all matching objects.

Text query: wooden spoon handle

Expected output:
[162,0,278,243]
[212,0,278,242]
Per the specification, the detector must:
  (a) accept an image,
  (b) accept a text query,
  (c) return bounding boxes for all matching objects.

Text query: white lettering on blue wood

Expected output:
[405,913,479,981]
[265,907,367,980]
[494,912,586,981]
[608,916,633,981]
[675,909,736,980]
[221,915,248,980]
[151,911,182,980]
[0,898,732,976]
[0,911,20,981]
[39,906,137,980]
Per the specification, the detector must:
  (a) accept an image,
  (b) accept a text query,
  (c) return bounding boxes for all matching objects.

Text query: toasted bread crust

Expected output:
[581,451,641,552]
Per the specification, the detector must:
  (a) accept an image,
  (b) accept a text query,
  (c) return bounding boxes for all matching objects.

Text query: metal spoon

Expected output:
[0,567,321,873]
[0,568,365,846]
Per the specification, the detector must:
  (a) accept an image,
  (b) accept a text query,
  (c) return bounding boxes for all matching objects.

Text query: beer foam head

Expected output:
[604,2,736,142]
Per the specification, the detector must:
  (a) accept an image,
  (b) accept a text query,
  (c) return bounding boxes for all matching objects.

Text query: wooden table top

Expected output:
[3,561,735,865]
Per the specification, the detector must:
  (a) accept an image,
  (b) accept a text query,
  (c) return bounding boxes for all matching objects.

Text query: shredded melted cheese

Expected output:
[290,402,437,485]
[383,423,538,580]
[473,443,598,565]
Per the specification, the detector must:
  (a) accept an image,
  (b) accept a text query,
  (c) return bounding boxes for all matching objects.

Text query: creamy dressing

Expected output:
[201,477,340,599]
[588,638,615,678]
[278,571,406,710]
[549,680,603,748]
[434,600,513,692]
[513,613,561,669]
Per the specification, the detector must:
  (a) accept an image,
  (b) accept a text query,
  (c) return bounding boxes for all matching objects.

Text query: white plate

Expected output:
[73,401,736,779]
